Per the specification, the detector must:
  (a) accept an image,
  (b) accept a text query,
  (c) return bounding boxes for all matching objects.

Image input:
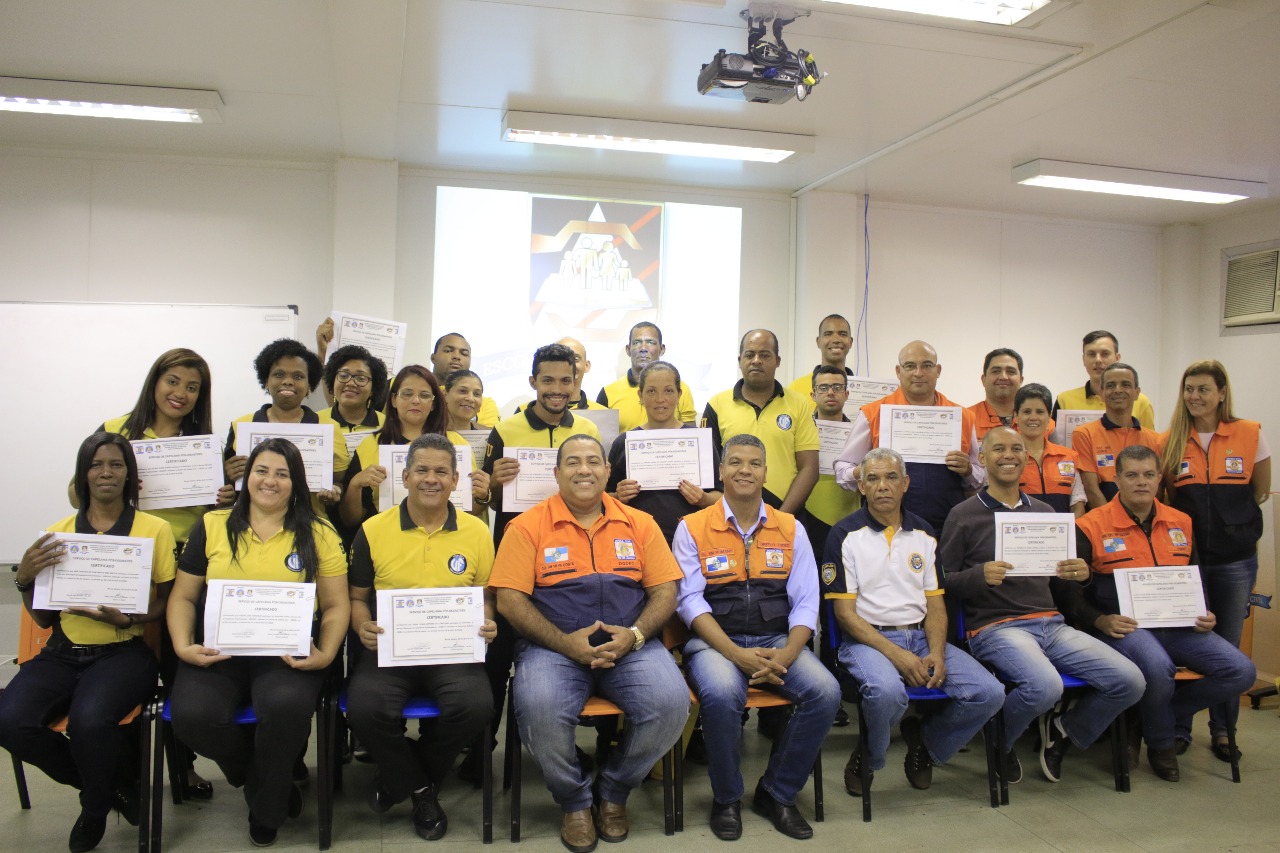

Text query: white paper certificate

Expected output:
[375,587,485,667]
[1052,409,1102,446]
[33,533,153,614]
[1115,566,1206,628]
[131,435,223,511]
[880,405,963,464]
[331,310,408,376]
[377,445,473,512]
[817,421,854,476]
[502,447,559,512]
[577,409,620,454]
[455,429,490,470]
[235,421,334,492]
[624,428,714,489]
[205,579,314,656]
[843,377,899,419]
[994,513,1076,576]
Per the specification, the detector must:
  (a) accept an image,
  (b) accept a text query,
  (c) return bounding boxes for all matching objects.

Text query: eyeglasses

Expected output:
[815,383,847,394]
[335,371,372,387]
[899,362,937,373]
[396,390,434,403]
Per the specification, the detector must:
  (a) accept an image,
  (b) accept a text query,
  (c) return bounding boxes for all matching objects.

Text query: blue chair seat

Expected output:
[161,696,257,725]
[335,690,441,719]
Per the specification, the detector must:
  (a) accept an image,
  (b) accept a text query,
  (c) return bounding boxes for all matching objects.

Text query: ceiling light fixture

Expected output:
[1013,159,1267,204]
[0,77,223,123]
[819,0,1056,26]
[502,111,813,163]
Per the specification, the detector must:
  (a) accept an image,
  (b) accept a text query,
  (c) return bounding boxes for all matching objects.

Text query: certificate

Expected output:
[1052,409,1102,446]
[377,445,473,512]
[330,310,408,376]
[879,405,963,464]
[1114,567,1207,629]
[205,579,314,656]
[32,533,153,614]
[131,435,223,511]
[455,429,490,471]
[994,513,1076,576]
[843,377,898,419]
[577,408,620,454]
[235,421,334,492]
[375,587,486,667]
[817,421,854,476]
[624,428,714,490]
[502,447,558,512]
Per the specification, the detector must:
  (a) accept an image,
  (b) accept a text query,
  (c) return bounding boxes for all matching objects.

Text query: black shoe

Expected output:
[248,813,277,847]
[1003,748,1022,785]
[1211,738,1242,763]
[287,782,304,819]
[1148,746,1180,782]
[367,773,396,815]
[842,749,872,797]
[901,717,933,790]
[1039,709,1070,783]
[352,737,373,764]
[68,813,107,853]
[183,765,214,800]
[750,780,812,840]
[1174,737,1190,756]
[292,755,310,786]
[832,705,850,728]
[112,780,141,826]
[709,800,742,841]
[412,785,448,841]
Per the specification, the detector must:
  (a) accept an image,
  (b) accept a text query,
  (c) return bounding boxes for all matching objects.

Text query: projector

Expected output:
[698,6,824,104]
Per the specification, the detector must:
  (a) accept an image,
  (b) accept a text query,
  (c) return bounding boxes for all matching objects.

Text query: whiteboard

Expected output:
[0,302,298,565]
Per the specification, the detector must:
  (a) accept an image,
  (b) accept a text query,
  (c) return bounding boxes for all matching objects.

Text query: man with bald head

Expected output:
[832,340,983,533]
[940,427,1144,783]
[703,329,819,515]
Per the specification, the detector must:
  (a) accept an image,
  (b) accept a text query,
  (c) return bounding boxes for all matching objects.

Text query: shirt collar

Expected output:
[1100,412,1141,430]
[719,497,769,538]
[731,379,785,409]
[976,487,1031,511]
[74,506,137,537]
[522,405,576,432]
[329,405,381,430]
[850,505,922,534]
[397,499,459,533]
[253,404,318,424]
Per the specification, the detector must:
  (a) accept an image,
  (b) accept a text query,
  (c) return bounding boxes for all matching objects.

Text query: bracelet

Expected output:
[13,576,34,593]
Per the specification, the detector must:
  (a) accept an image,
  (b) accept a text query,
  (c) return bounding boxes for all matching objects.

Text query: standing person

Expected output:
[442,369,487,433]
[1013,383,1086,517]
[429,333,502,427]
[1,433,176,853]
[346,433,497,841]
[489,435,689,853]
[1072,363,1160,509]
[515,337,609,414]
[674,435,839,841]
[608,361,721,543]
[786,314,854,398]
[1159,360,1270,761]
[224,339,348,516]
[966,348,1023,441]
[598,322,697,431]
[168,438,350,846]
[319,344,389,439]
[1053,331,1156,429]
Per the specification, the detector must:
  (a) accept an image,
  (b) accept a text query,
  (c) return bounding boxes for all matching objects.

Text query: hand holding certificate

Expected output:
[204,579,315,656]
[880,405,962,464]
[32,532,154,614]
[132,435,223,511]
[502,447,559,511]
[330,310,408,376]
[1114,567,1207,628]
[624,428,714,490]
[375,588,486,667]
[994,513,1076,576]
[817,421,854,476]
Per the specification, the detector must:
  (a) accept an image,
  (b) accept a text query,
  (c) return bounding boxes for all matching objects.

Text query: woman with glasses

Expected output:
[319,344,389,443]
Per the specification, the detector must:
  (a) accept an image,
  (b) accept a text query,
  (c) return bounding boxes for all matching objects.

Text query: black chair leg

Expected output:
[662,748,675,835]
[161,720,185,806]
[482,720,493,844]
[856,701,871,823]
[1112,714,1130,793]
[317,698,332,851]
[138,703,154,853]
[812,748,824,822]
[674,724,685,832]
[11,755,31,810]
[151,715,167,853]
[984,716,1001,808]
[508,686,521,843]
[1227,724,1241,783]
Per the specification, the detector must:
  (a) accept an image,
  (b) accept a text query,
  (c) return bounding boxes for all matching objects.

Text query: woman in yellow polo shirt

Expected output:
[167,438,349,847]
[319,343,389,440]
[443,369,486,432]
[2,432,176,853]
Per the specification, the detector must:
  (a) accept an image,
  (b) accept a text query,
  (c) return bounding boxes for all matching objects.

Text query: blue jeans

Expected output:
[967,616,1145,750]
[1197,554,1259,740]
[512,640,689,813]
[1099,626,1256,751]
[837,630,1004,770]
[684,634,840,806]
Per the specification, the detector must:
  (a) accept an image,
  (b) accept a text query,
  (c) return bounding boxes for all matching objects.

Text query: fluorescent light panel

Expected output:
[503,111,813,164]
[0,77,223,123]
[1013,159,1267,205]
[819,0,1054,26]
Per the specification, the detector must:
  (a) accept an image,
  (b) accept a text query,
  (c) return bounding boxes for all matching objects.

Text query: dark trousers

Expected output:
[170,657,322,829]
[346,651,492,801]
[805,515,837,669]
[0,639,156,817]
[482,611,517,743]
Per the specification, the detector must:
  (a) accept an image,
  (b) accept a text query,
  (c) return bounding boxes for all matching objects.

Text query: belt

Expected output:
[45,635,142,657]
[871,622,922,632]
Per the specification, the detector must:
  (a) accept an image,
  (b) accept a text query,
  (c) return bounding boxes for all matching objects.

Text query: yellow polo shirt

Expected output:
[179,509,347,585]
[597,372,697,431]
[702,381,819,506]
[349,501,494,598]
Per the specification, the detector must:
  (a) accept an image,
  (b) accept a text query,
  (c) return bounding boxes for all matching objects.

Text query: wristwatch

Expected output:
[628,625,645,652]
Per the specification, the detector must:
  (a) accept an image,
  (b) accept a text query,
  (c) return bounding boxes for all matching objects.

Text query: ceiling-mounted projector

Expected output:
[698,5,825,105]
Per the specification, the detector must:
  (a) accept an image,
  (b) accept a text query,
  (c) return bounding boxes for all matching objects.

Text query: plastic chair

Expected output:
[1173,668,1241,783]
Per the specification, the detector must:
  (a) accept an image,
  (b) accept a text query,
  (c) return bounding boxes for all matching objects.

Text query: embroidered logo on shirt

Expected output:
[705,554,730,573]
[544,546,569,564]
[765,549,784,568]
[1169,528,1188,548]
[1057,461,1075,477]
[1178,460,1191,476]
[909,553,924,573]
[448,554,468,575]
[821,562,837,585]
[614,539,636,560]
[285,552,303,572]
[1096,453,1115,468]
[1225,456,1245,475]
[1103,537,1127,553]
[776,414,793,430]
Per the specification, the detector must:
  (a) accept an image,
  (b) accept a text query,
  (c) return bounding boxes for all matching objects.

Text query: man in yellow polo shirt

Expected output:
[597,322,697,430]
[787,314,854,398]
[346,432,497,841]
[1053,331,1156,429]
[429,332,503,427]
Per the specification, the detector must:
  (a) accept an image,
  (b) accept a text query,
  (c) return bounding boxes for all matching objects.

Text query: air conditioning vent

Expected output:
[1222,245,1280,327]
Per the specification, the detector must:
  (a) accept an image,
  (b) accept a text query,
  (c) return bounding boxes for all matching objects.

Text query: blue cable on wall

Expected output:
[855,192,871,374]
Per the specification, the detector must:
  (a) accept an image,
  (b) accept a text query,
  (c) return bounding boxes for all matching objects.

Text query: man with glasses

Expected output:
[787,315,855,398]
[832,340,983,533]
[598,322,697,430]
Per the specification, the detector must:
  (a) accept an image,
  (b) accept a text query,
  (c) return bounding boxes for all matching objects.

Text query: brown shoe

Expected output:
[593,799,629,843]
[1147,746,1180,782]
[562,808,598,853]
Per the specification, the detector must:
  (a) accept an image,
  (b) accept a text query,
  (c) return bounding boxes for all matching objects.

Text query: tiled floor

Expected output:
[3,699,1277,853]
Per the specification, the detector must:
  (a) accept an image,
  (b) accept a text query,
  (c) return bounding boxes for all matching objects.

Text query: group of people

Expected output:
[0,314,1268,853]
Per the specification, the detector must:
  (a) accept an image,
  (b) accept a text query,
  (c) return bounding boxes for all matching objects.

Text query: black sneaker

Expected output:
[843,749,873,797]
[1003,748,1022,785]
[68,813,107,853]
[1039,709,1071,783]
[248,813,277,848]
[411,785,448,841]
[368,773,396,815]
[901,716,933,790]
[112,780,141,826]
[832,705,851,728]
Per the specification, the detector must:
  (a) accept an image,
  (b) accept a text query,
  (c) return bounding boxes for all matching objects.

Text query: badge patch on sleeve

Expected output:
[614,539,636,560]
[1103,537,1127,553]
[776,414,793,430]
[1096,453,1115,468]
[765,549,784,568]
[1168,528,1188,548]
[909,553,924,573]
[705,554,730,573]
[544,546,569,564]
[1225,457,1244,475]
[821,562,837,585]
